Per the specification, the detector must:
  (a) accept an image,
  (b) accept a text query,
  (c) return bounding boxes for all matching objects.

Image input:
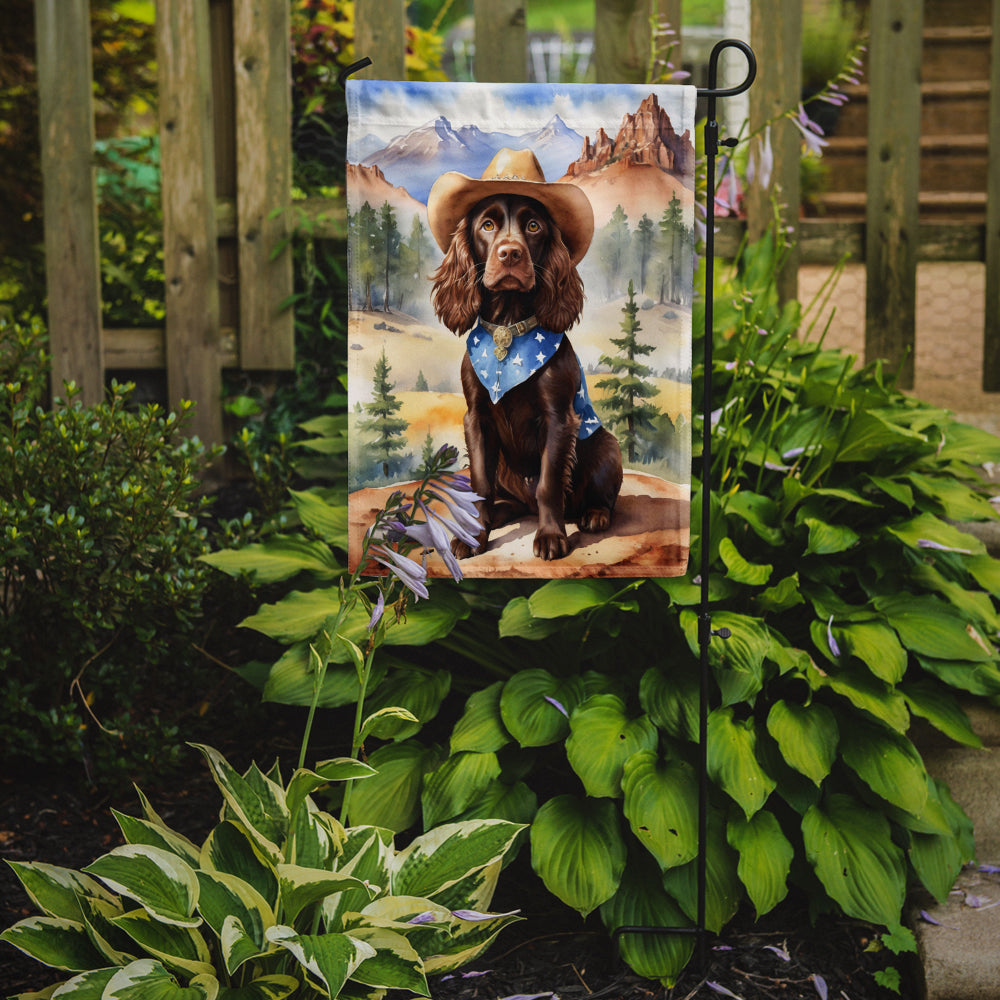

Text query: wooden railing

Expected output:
[32,0,1000,446]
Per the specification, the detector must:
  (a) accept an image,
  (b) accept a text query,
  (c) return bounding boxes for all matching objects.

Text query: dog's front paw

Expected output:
[452,536,485,560]
[579,507,612,532]
[533,527,570,561]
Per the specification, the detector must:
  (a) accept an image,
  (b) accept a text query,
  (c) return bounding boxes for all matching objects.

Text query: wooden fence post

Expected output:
[864,0,923,389]
[474,0,526,82]
[34,0,104,405]
[594,0,652,83]
[983,0,1000,390]
[354,0,406,79]
[157,0,223,445]
[746,0,801,305]
[233,0,294,370]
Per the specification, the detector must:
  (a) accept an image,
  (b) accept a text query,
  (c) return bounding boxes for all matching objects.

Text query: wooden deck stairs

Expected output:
[816,0,992,221]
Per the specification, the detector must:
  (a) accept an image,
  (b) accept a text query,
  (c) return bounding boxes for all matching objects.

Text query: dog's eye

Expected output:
[526,219,541,233]
[481,219,495,231]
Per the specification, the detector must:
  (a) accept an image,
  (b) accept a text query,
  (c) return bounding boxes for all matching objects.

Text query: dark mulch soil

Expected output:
[1,745,915,1000]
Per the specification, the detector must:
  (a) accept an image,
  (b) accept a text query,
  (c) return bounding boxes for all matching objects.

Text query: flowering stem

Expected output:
[340,640,378,826]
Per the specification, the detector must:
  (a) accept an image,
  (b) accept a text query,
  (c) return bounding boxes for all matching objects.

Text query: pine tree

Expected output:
[596,280,660,464]
[362,348,408,476]
[414,370,429,391]
[635,213,655,295]
[379,201,400,313]
[598,204,630,296]
[657,191,687,305]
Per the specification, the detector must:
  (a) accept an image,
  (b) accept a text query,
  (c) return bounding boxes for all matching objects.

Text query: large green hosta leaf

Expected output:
[600,853,694,987]
[499,670,585,747]
[530,795,626,917]
[802,793,906,926]
[362,667,451,741]
[680,610,771,706]
[660,810,741,934]
[526,578,622,618]
[346,740,442,832]
[621,752,699,871]
[838,718,929,817]
[900,680,982,748]
[421,751,502,828]
[566,695,658,798]
[874,594,995,662]
[450,682,511,754]
[830,621,907,684]
[727,810,793,918]
[199,535,341,584]
[639,664,699,742]
[707,708,775,818]
[765,700,838,786]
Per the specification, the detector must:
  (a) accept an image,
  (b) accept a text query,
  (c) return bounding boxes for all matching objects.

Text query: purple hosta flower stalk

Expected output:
[367,590,385,631]
[368,541,429,600]
[827,615,841,658]
[790,103,828,157]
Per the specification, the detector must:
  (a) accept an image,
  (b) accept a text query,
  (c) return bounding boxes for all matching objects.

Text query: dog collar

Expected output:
[466,321,603,439]
[477,315,538,361]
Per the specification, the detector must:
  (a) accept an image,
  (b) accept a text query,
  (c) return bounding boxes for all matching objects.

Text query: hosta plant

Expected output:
[1,744,523,999]
[341,233,1000,984]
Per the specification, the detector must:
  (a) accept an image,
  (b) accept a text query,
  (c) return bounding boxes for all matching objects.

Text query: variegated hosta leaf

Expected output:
[4,861,118,922]
[599,854,694,987]
[110,908,214,978]
[214,974,299,1000]
[112,810,201,868]
[765,700,838,786]
[499,669,585,747]
[802,793,906,926]
[102,958,218,999]
[344,926,429,995]
[565,695,658,799]
[200,822,278,910]
[77,894,136,966]
[391,820,524,901]
[195,871,274,974]
[529,795,626,917]
[420,751,502,829]
[661,811,742,934]
[706,707,776,819]
[288,802,343,870]
[191,745,287,863]
[450,681,511,754]
[323,829,393,931]
[83,846,200,928]
[425,859,501,916]
[46,966,118,997]
[285,760,375,824]
[0,916,107,971]
[265,926,376,998]
[727,810,793,918]
[422,907,522,975]
[621,751,699,871]
[276,864,375,925]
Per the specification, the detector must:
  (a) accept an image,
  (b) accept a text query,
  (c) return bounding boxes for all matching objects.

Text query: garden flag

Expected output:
[346,81,696,578]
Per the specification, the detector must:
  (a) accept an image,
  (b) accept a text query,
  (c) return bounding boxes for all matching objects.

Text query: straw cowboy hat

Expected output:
[426,147,595,265]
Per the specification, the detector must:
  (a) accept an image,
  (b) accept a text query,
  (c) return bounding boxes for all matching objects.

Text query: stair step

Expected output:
[821,134,989,193]
[922,25,993,83]
[832,80,991,138]
[813,190,987,222]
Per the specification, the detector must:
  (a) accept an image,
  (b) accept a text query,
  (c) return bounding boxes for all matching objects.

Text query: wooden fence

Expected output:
[33,0,1000,445]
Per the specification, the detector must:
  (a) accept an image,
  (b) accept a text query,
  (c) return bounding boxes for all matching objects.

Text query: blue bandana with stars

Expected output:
[466,321,603,439]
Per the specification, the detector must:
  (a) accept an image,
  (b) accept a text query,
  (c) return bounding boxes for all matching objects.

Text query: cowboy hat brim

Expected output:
[426,172,595,265]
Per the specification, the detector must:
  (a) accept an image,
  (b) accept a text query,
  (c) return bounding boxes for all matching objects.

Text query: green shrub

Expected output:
[1,743,524,998]
[0,317,220,783]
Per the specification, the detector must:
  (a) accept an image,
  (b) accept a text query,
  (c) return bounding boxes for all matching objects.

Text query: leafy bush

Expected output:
[1,743,524,998]
[209,233,1000,985]
[0,317,219,782]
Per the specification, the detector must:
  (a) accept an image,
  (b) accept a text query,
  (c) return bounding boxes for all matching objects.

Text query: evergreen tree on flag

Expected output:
[596,280,660,463]
[362,348,408,476]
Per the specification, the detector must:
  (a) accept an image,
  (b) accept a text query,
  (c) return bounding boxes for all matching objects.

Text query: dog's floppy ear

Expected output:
[534,227,585,333]
[430,225,481,335]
